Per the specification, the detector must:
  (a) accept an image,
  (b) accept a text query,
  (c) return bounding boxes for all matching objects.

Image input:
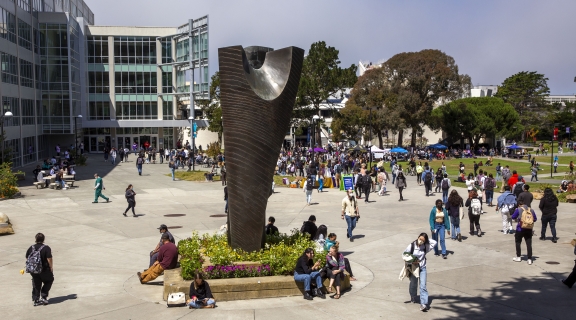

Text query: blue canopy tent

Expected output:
[429,143,447,150]
[507,144,522,150]
[390,147,408,153]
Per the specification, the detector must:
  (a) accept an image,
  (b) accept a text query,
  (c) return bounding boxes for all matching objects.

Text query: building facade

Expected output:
[0,1,214,168]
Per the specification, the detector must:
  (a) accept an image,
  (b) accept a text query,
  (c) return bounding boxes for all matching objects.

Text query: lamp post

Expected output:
[551,123,558,178]
[368,108,373,170]
[188,116,196,171]
[74,115,82,159]
[312,115,320,165]
[0,111,14,164]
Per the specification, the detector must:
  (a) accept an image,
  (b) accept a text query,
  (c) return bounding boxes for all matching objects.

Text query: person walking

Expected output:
[501,165,511,192]
[221,163,227,186]
[341,189,359,241]
[446,190,464,242]
[168,159,176,181]
[440,173,451,204]
[403,232,437,311]
[484,173,496,207]
[110,148,117,165]
[136,155,144,176]
[511,199,537,265]
[423,167,433,196]
[304,174,314,206]
[92,173,109,203]
[317,164,325,193]
[123,184,137,217]
[561,246,576,288]
[434,168,443,193]
[377,168,388,196]
[539,188,558,243]
[531,164,538,182]
[496,186,517,235]
[429,199,450,258]
[25,233,54,306]
[416,163,423,185]
[570,161,574,174]
[465,190,482,237]
[395,172,407,201]
[362,172,372,203]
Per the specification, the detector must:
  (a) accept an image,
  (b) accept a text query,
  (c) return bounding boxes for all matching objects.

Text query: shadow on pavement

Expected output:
[49,294,78,304]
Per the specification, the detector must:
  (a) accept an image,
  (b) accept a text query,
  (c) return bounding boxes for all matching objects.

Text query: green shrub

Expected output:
[0,162,21,198]
[557,191,576,203]
[178,230,320,280]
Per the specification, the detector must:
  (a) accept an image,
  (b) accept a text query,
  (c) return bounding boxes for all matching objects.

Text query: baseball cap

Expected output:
[157,224,168,230]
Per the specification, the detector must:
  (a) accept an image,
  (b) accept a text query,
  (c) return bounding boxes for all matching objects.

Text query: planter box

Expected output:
[163,268,350,301]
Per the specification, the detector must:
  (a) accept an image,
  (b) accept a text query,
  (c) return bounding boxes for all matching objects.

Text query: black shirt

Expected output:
[25,243,52,271]
[189,281,213,300]
[301,221,317,240]
[265,224,279,235]
[294,255,314,274]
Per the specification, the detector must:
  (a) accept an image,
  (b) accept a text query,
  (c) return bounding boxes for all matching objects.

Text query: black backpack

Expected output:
[513,183,523,197]
[425,171,433,183]
[25,245,45,274]
[441,179,449,190]
[306,177,314,189]
[136,157,143,165]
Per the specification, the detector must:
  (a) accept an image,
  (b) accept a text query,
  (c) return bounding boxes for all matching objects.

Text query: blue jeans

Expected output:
[485,190,494,205]
[496,172,501,181]
[171,168,175,180]
[305,189,312,204]
[294,271,323,291]
[442,189,449,204]
[409,266,428,305]
[451,218,461,239]
[392,173,397,185]
[188,298,215,309]
[318,178,324,191]
[137,164,142,174]
[111,157,115,165]
[345,215,357,238]
[432,223,446,255]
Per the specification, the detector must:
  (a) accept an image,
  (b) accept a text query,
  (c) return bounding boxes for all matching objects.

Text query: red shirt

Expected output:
[508,174,519,188]
[157,242,178,270]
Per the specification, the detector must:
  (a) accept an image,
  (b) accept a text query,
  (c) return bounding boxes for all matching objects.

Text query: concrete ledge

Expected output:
[163,268,350,301]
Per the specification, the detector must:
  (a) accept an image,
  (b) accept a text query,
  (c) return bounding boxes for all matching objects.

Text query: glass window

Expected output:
[21,99,35,125]
[113,37,156,65]
[88,101,111,120]
[88,71,109,93]
[1,53,19,85]
[162,72,172,93]
[18,19,32,51]
[20,59,34,88]
[114,71,157,94]
[162,100,173,120]
[0,8,17,44]
[87,36,109,63]
[116,101,158,120]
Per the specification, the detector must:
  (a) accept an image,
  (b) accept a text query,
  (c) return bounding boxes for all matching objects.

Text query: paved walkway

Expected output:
[0,158,575,319]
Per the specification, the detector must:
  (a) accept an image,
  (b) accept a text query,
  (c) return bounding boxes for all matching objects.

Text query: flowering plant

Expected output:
[203,264,271,279]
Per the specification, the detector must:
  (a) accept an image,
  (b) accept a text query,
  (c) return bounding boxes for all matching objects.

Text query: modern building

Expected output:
[0,1,215,168]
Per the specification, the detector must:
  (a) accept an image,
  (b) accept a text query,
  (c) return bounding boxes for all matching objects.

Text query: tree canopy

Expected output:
[494,71,550,134]
[198,72,223,143]
[377,49,471,146]
[430,97,523,148]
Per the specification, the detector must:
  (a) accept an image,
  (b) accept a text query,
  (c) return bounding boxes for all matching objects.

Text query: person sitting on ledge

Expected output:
[137,233,178,284]
[293,248,325,300]
[187,272,216,309]
[326,245,346,299]
[324,233,339,251]
[301,215,317,241]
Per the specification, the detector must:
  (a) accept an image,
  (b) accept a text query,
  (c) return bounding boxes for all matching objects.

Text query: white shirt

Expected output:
[403,239,437,268]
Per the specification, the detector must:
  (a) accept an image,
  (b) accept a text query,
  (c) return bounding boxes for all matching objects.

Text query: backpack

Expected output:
[362,175,371,187]
[335,164,342,174]
[168,162,174,169]
[513,183,523,197]
[137,157,143,165]
[496,165,501,173]
[519,206,534,229]
[503,169,511,180]
[306,177,314,189]
[441,178,449,190]
[25,245,45,274]
[485,178,495,190]
[425,171,432,183]
[470,198,482,215]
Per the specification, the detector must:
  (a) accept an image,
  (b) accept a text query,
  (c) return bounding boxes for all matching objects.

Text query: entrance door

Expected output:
[140,135,151,149]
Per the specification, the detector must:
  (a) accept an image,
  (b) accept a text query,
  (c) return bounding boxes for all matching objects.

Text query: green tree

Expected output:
[330,102,363,142]
[198,72,223,143]
[379,49,471,147]
[494,71,550,138]
[430,97,523,148]
[294,41,357,142]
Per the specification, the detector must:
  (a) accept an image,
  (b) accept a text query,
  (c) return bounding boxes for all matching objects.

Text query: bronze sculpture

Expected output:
[219,45,304,252]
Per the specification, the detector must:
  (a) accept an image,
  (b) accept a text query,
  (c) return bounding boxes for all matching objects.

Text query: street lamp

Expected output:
[0,111,13,164]
[551,123,559,178]
[74,115,82,159]
[188,116,196,171]
[311,115,320,166]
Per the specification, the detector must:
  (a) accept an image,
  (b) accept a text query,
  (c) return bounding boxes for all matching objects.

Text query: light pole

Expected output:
[312,115,320,165]
[0,111,14,164]
[74,115,82,159]
[368,108,373,170]
[551,123,558,178]
[188,116,196,171]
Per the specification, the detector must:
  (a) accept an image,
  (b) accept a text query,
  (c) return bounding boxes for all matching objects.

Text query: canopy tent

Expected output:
[429,143,447,150]
[370,146,386,153]
[390,147,408,153]
[308,147,327,153]
[507,144,523,150]
[348,146,366,152]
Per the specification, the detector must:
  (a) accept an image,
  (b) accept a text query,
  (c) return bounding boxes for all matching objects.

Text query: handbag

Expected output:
[167,292,186,307]
[459,207,465,220]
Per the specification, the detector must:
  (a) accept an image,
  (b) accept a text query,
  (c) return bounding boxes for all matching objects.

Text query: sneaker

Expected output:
[420,304,427,311]
[458,233,462,242]
[137,272,144,284]
[512,257,522,262]
[410,296,418,303]
[33,300,40,307]
[539,237,545,241]
[527,259,532,265]
[503,230,508,235]
[106,198,110,203]
[303,292,313,300]
[39,297,49,305]
[552,238,557,243]
[442,254,447,259]
[314,288,326,299]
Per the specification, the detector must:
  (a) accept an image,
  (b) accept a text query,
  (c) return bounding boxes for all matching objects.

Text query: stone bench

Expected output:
[566,195,576,203]
[33,182,46,189]
[14,173,25,181]
[163,268,351,302]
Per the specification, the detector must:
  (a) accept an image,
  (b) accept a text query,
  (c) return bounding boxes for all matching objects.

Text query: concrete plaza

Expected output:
[0,157,575,319]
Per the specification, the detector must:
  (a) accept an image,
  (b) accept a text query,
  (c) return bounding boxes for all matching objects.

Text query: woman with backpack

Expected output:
[446,190,464,241]
[465,190,483,237]
[511,199,537,265]
[402,232,437,311]
[434,168,443,193]
[395,172,407,201]
[123,184,137,217]
[440,174,451,204]
[304,174,314,205]
[429,199,450,258]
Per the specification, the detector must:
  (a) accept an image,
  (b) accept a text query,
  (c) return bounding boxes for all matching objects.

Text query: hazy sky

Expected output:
[89,0,576,95]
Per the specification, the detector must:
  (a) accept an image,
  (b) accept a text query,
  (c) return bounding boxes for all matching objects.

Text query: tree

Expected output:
[494,71,550,138]
[294,41,357,142]
[379,49,471,147]
[430,97,523,149]
[198,72,223,143]
[330,103,363,142]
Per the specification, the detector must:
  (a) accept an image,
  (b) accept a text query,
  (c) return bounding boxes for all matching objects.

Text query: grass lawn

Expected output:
[169,170,221,182]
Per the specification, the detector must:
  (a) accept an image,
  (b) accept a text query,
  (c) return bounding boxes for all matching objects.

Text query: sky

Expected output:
[88,0,576,95]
